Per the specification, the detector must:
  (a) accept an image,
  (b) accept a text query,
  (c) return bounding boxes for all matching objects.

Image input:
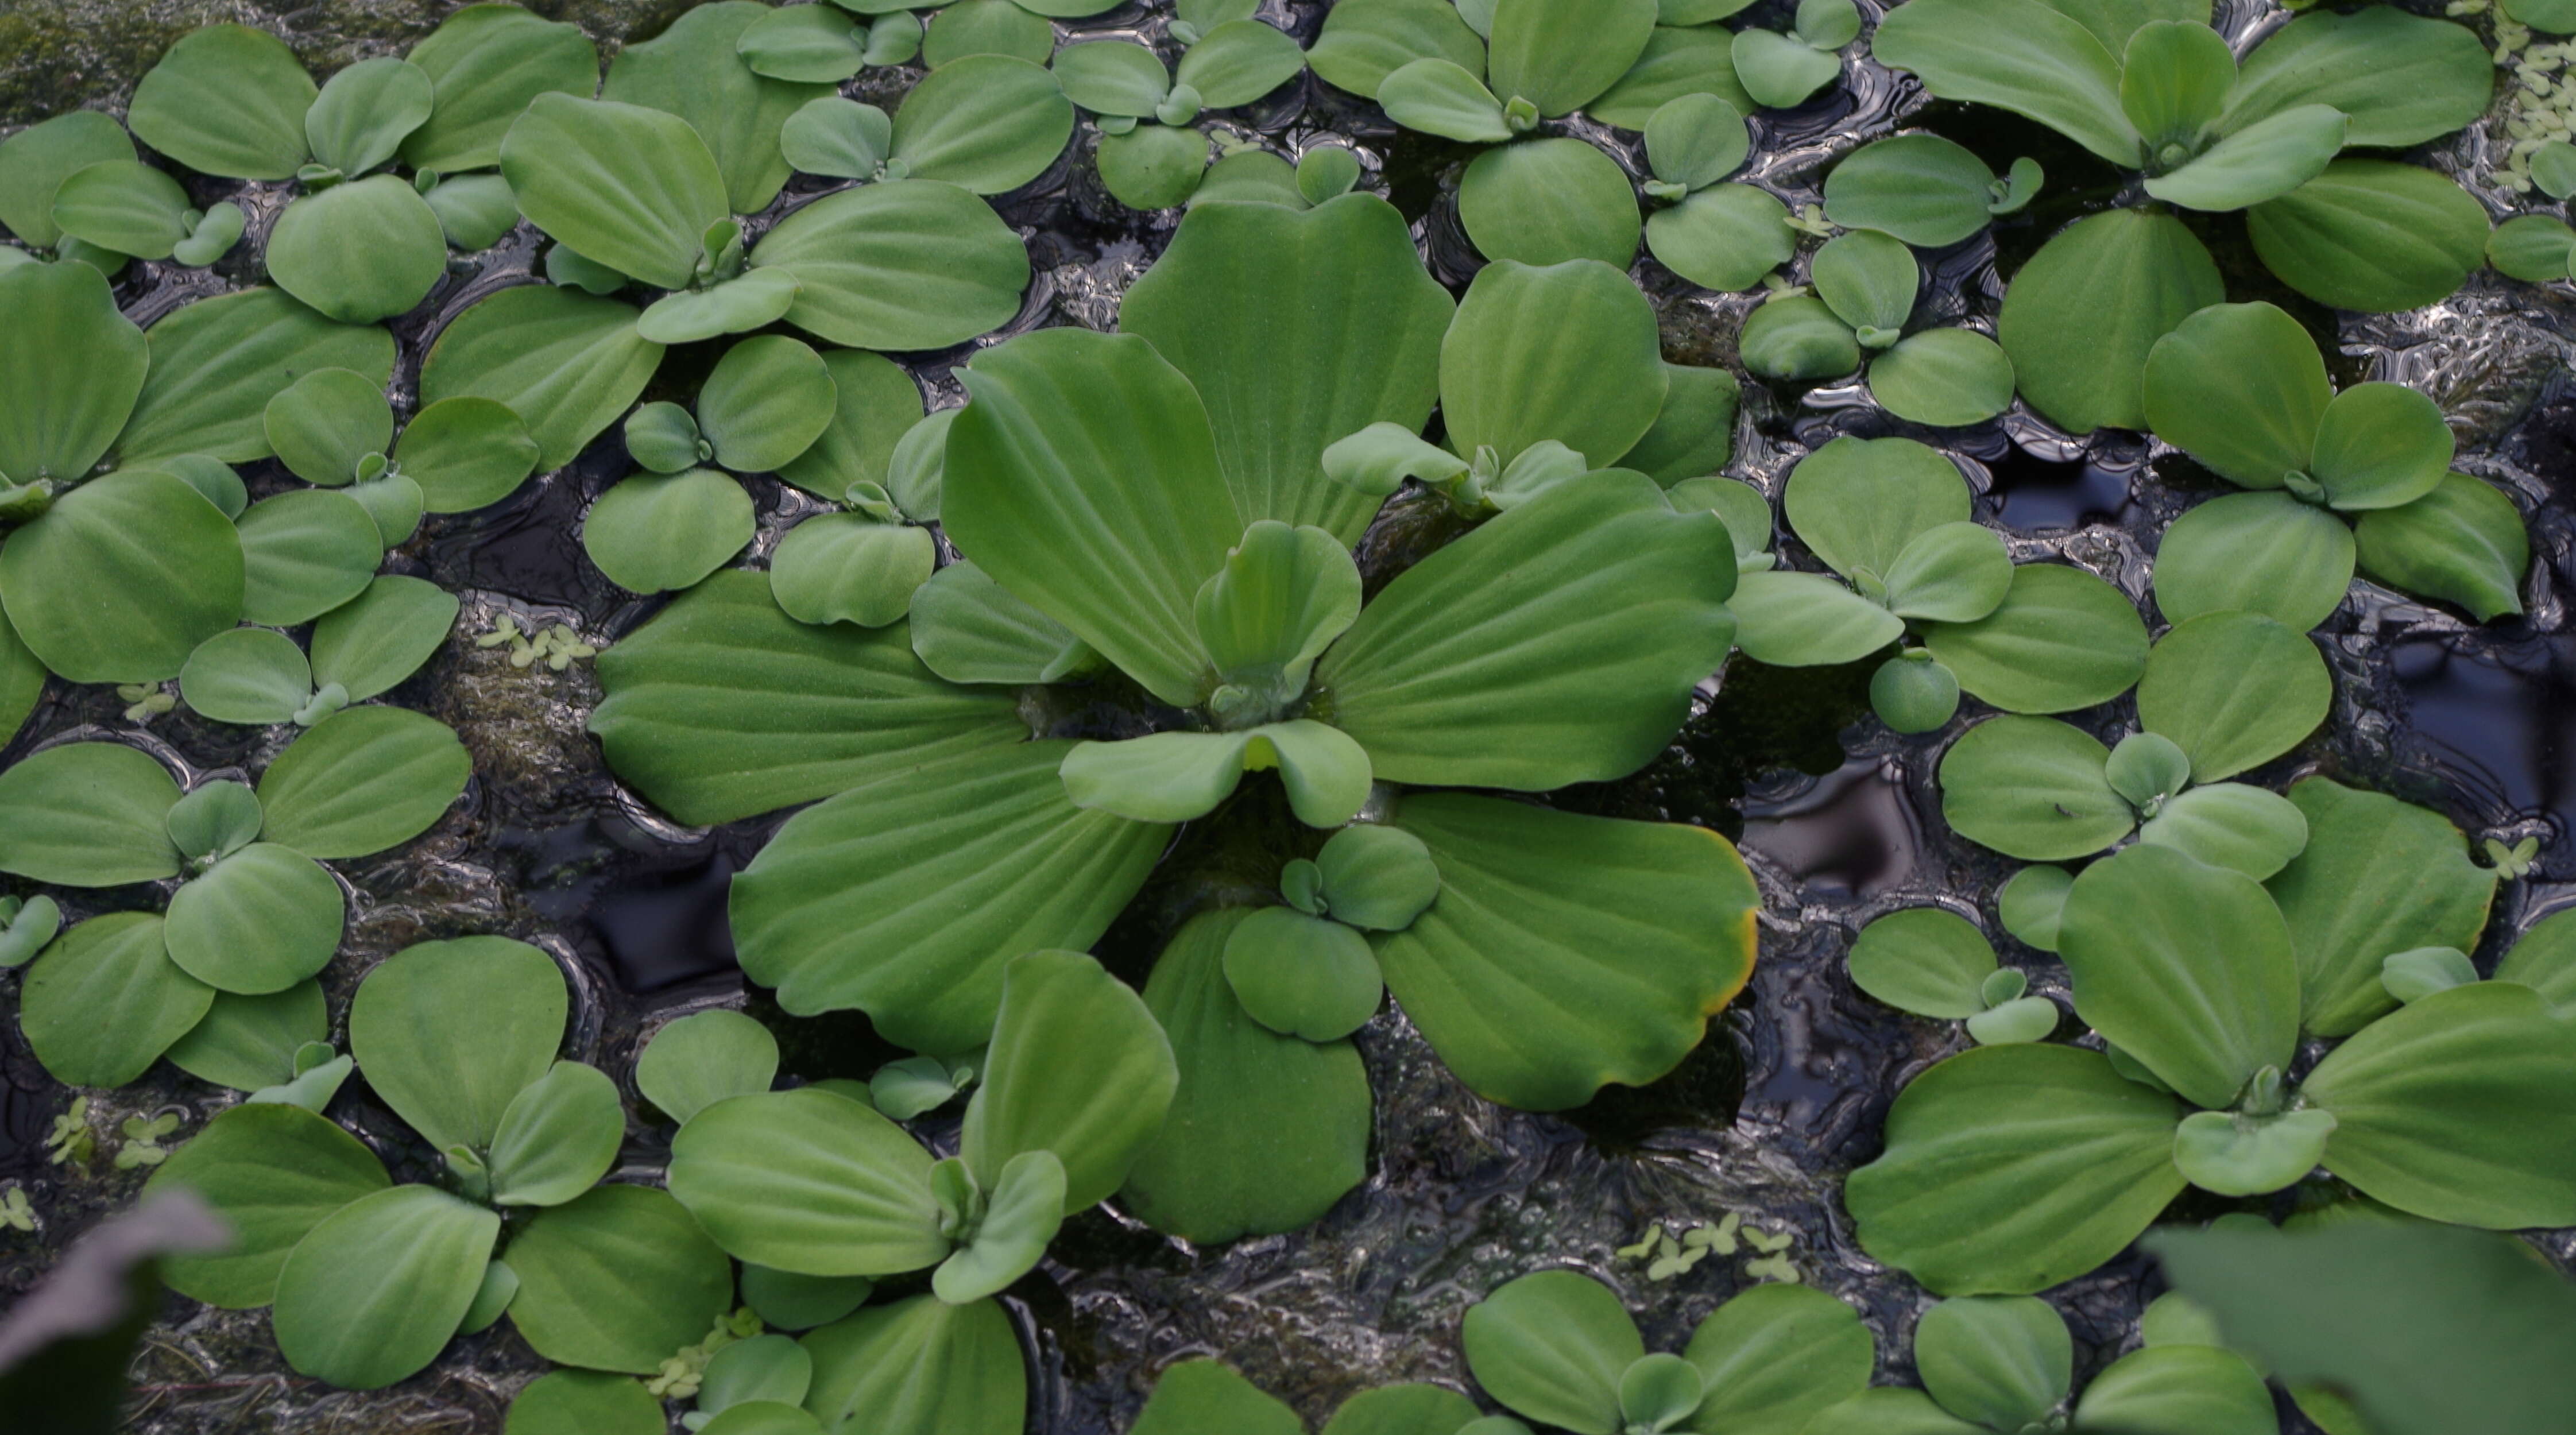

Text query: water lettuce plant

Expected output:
[1846,907,2062,1045]
[1846,807,2576,1295]
[1803,1292,2275,1434]
[1875,0,2494,431]
[1130,1359,1499,1435]
[3,710,471,1086]
[592,193,1762,1244]
[1727,436,2146,733]
[145,937,731,1389]
[1738,229,2018,427]
[2144,303,2528,626]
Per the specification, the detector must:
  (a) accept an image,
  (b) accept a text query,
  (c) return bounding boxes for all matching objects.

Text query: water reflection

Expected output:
[2391,632,2576,831]
[1739,756,1923,898]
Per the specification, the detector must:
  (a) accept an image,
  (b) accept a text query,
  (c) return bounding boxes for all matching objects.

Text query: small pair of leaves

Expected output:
[1846,907,2060,1044]
[1824,133,2042,247]
[1731,0,1861,110]
[180,576,459,725]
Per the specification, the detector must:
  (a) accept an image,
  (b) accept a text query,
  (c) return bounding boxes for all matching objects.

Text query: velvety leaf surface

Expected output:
[1460,1270,1639,1433]
[2135,611,2330,780]
[401,5,599,173]
[748,181,1030,351]
[668,1088,945,1277]
[419,287,663,473]
[1376,792,1757,1110]
[1920,563,2149,714]
[1439,257,1665,467]
[1997,210,2222,435]
[273,1185,496,1389]
[127,24,317,180]
[165,981,327,1092]
[0,741,181,885]
[2264,777,2496,1036]
[1458,138,1642,269]
[164,843,345,995]
[21,913,210,1088]
[256,706,469,859]
[146,1102,388,1308]
[504,1184,736,1372]
[601,1,831,214]
[125,288,394,465]
[1873,0,2137,164]
[961,950,1178,1210]
[348,935,566,1152]
[800,1295,1026,1435]
[1680,1283,1875,1434]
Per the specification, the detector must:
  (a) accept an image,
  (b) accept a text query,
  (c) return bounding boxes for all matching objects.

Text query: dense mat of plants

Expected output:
[1,0,2572,1432]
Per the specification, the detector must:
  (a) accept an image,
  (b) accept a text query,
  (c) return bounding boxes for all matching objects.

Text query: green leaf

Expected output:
[123,293,378,468]
[1461,1270,1641,1434]
[304,56,434,177]
[2265,776,2496,1036]
[265,176,450,324]
[501,94,729,291]
[2141,300,2329,490]
[931,1148,1064,1302]
[49,160,193,260]
[264,368,391,488]
[740,1266,873,1333]
[0,261,144,485]
[2144,105,2344,212]
[418,286,663,473]
[1312,0,1486,102]
[779,350,925,503]
[1317,473,1734,790]
[1054,41,1171,116]
[945,327,1236,705]
[1869,328,2016,428]
[1730,570,1904,666]
[2309,382,2453,512]
[349,935,564,1151]
[1911,1301,2074,1430]
[1848,907,1997,1021]
[7,477,242,686]
[2156,1222,2576,1435]
[1846,1043,2186,1294]
[145,1103,388,1308]
[2354,473,2528,622]
[2248,160,2490,313]
[167,779,264,864]
[1486,0,1656,115]
[1732,29,1844,110]
[1591,25,1755,130]
[1378,792,1757,1110]
[1811,230,1918,339]
[889,55,1073,194]
[1920,562,2149,713]
[1120,909,1374,1242]
[1441,257,1664,470]
[906,560,1094,684]
[0,741,180,885]
[1823,134,2002,248]
[1616,364,1741,487]
[506,1372,666,1435]
[2136,782,2311,881]
[1872,0,2137,164]
[1310,824,1440,932]
[21,912,209,1086]
[504,1183,736,1372]
[1739,296,1861,380]
[401,5,598,173]
[1674,1283,1873,1433]
[1059,722,1371,828]
[1645,181,1796,291]
[668,1086,945,1276]
[1196,520,1359,702]
[1937,715,2130,860]
[273,1185,498,1388]
[1998,208,2222,434]
[1883,524,2010,623]
[749,179,1030,351]
[1096,123,1210,210]
[770,516,934,629]
[164,844,345,995]
[1459,138,1641,268]
[0,111,133,250]
[2487,212,2576,283]
[636,269,803,347]
[961,949,1178,1209]
[583,470,753,594]
[257,703,467,859]
[800,1295,1026,1435]
[1135,1361,1304,1435]
[920,0,1058,68]
[1221,907,1386,1042]
[127,24,317,180]
[602,2,831,214]
[1785,435,1975,583]
[419,175,517,256]
[485,1061,624,1206]
[696,335,837,475]
[1323,1384,1483,1435]
[2058,842,2300,1109]
[589,570,1022,822]
[636,1010,778,1126]
[1121,193,1453,543]
[2173,1106,2338,1196]
[2134,611,2327,780]
[1801,1389,1985,1435]
[310,574,459,701]
[2152,490,2353,631]
[739,4,869,83]
[2307,981,2576,1228]
[1176,21,1310,109]
[733,740,1163,1053]
[167,981,327,1091]
[234,488,382,626]
[2118,20,2233,151]
[2222,6,2493,149]
[782,96,893,180]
